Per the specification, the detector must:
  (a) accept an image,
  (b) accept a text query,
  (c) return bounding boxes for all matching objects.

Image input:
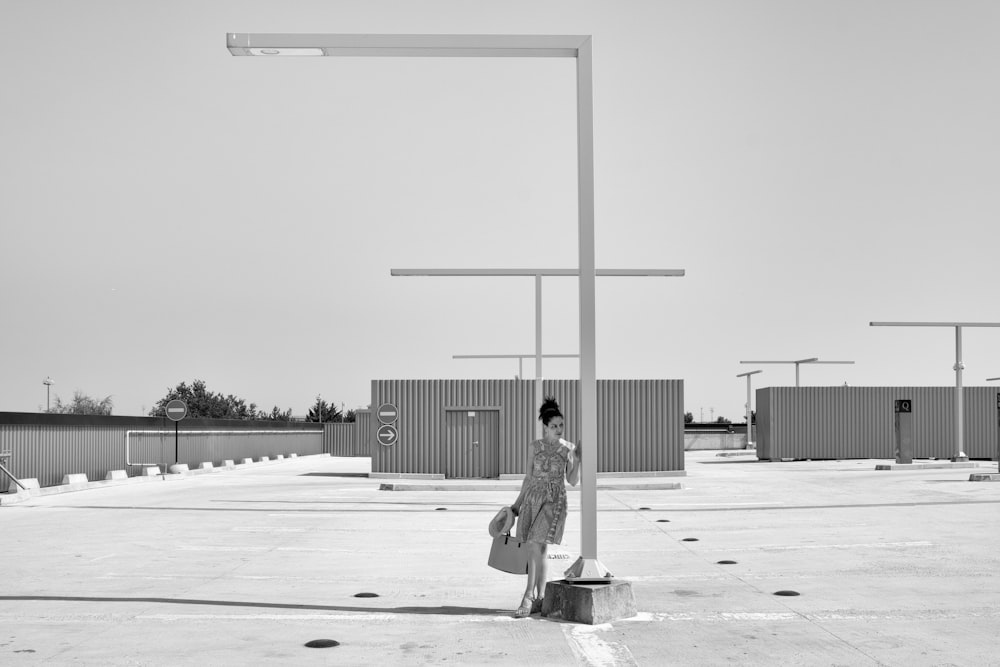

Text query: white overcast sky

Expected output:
[2,1,998,421]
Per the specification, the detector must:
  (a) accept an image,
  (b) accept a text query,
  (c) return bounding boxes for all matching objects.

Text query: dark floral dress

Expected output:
[514,439,572,545]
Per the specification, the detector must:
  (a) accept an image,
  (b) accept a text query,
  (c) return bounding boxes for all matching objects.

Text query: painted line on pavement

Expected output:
[700,540,934,552]
[623,607,1000,623]
[231,527,305,533]
[562,624,638,667]
[639,502,784,507]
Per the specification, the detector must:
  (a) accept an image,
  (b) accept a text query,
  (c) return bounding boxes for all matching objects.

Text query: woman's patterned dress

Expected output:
[515,439,573,545]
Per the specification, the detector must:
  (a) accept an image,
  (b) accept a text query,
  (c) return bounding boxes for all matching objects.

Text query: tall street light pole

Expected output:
[739,358,855,387]
[228,33,625,584]
[736,370,762,448]
[42,376,54,412]
[871,321,1000,461]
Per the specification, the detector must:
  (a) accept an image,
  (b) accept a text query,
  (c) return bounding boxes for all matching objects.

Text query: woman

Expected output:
[510,396,581,618]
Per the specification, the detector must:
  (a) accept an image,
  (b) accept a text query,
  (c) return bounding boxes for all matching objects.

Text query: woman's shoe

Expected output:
[514,596,532,618]
[530,597,544,614]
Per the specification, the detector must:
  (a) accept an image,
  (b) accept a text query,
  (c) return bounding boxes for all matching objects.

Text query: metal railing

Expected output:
[125,430,324,466]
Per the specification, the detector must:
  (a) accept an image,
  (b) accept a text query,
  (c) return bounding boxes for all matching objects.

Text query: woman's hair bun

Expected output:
[538,396,563,424]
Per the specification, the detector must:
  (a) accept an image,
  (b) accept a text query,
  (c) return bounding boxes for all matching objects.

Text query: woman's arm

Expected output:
[510,442,535,514]
[565,440,581,487]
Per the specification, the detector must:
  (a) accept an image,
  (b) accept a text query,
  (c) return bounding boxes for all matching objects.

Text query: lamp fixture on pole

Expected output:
[230,33,614,584]
[739,358,854,387]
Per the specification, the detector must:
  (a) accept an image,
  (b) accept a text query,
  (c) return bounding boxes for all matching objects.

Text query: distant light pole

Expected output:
[316,395,323,424]
[736,370,762,448]
[393,268,683,438]
[453,353,580,380]
[871,321,1000,461]
[739,358,855,387]
[42,376,54,412]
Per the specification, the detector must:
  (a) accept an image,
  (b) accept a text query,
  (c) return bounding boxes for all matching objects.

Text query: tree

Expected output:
[48,391,113,416]
[715,416,732,424]
[306,398,356,423]
[264,406,293,421]
[684,411,694,424]
[149,379,260,420]
[307,396,342,423]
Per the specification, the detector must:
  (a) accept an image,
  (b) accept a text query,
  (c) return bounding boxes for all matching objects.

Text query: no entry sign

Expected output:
[166,400,188,422]
[377,403,398,424]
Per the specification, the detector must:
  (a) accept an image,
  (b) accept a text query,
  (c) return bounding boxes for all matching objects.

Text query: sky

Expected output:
[2,1,999,422]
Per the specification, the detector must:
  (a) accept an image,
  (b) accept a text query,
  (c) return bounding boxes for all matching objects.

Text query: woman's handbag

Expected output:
[488,532,529,574]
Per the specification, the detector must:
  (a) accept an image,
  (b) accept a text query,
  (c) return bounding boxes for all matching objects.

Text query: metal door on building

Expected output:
[444,409,499,478]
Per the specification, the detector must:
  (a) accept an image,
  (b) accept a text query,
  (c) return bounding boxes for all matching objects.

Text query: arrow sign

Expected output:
[377,424,398,446]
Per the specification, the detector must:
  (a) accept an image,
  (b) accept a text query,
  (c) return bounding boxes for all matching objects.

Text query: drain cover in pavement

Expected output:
[656,519,670,523]
[773,590,800,596]
[682,538,699,542]
[305,639,340,648]
[354,592,380,598]
[638,507,651,511]
[717,560,738,565]
[435,507,448,511]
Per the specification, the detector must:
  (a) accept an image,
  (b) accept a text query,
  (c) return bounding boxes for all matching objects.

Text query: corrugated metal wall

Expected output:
[370,379,684,476]
[0,413,323,489]
[756,386,1000,460]
[324,423,354,456]
[129,430,324,470]
[323,417,373,457]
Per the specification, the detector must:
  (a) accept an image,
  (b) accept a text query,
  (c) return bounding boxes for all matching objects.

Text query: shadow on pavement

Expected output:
[0,595,508,617]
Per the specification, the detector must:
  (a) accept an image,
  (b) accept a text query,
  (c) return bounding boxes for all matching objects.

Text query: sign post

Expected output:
[894,399,913,464]
[165,399,188,465]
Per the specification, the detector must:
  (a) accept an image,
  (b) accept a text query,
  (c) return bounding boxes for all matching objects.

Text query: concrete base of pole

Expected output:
[542,579,637,625]
[951,453,970,462]
[564,556,614,582]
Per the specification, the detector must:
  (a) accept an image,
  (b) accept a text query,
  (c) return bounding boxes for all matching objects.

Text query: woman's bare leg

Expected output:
[535,544,548,600]
[516,543,541,617]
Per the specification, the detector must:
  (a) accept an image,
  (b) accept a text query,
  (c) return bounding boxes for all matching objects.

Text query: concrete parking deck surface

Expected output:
[2,451,999,666]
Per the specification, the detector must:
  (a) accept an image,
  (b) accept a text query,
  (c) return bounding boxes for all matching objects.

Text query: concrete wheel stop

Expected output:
[541,579,637,625]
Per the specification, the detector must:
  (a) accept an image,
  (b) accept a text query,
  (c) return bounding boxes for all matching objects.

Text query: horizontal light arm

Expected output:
[227,33,588,58]
[454,354,579,359]
[870,321,1000,328]
[736,370,763,378]
[391,268,685,277]
[740,358,819,364]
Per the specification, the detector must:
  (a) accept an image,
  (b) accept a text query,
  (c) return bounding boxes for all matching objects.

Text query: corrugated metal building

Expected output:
[756,386,1000,460]
[367,379,684,477]
[0,412,324,489]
